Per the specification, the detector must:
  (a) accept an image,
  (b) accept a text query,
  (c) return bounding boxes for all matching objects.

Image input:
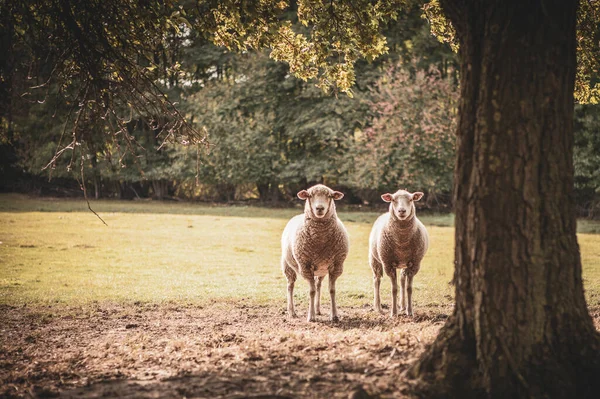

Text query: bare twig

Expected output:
[79,153,108,226]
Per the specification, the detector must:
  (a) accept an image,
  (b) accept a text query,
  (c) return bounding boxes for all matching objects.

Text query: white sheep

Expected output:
[369,189,429,317]
[281,184,349,322]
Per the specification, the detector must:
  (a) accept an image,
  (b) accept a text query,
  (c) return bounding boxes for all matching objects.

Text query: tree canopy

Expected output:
[1,0,402,153]
[3,0,598,152]
[2,0,462,204]
[3,1,599,208]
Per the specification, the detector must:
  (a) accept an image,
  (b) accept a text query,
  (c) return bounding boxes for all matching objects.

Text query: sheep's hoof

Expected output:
[375,307,385,315]
[330,315,339,322]
[307,314,316,322]
[316,310,322,316]
[289,312,298,318]
[406,310,413,317]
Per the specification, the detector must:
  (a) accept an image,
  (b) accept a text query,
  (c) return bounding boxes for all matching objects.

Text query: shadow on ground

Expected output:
[0,303,452,398]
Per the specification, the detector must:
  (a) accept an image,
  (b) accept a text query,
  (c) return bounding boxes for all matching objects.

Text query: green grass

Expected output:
[0,193,599,308]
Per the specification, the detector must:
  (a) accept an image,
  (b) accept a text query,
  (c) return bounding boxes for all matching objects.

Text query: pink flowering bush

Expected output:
[346,59,458,205]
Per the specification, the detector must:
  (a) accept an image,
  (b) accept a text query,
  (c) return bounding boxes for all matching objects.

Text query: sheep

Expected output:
[369,189,429,317]
[281,184,349,322]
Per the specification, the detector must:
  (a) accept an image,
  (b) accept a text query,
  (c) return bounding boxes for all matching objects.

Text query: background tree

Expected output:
[4,0,462,204]
[346,59,458,205]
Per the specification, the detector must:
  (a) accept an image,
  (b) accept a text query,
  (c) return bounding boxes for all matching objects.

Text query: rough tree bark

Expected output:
[408,0,600,397]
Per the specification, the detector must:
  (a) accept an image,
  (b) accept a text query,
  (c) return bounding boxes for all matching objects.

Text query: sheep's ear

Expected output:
[381,193,393,202]
[297,190,310,200]
[332,191,344,200]
[412,192,424,202]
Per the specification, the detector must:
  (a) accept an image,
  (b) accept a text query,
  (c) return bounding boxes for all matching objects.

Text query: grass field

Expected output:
[1,193,599,307]
[1,193,599,398]
[0,194,459,308]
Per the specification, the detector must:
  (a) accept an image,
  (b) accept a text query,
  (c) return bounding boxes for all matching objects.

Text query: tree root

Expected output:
[405,316,600,399]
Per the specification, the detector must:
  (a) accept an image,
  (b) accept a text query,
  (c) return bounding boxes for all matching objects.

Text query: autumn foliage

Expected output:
[350,60,458,203]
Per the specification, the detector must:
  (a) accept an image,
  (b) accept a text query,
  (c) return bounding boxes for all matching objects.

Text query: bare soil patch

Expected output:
[3,303,598,398]
[0,302,457,398]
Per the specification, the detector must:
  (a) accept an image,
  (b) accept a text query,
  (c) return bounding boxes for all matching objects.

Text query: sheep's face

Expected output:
[298,185,344,219]
[381,190,424,221]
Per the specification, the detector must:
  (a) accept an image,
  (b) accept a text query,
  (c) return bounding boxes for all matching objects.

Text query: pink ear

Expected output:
[381,193,393,202]
[332,191,344,200]
[297,190,310,200]
[412,192,424,202]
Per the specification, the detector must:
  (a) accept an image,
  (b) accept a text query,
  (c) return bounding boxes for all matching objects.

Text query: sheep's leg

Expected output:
[329,274,340,322]
[406,274,414,317]
[371,259,384,314]
[373,275,383,313]
[307,277,317,322]
[284,264,297,318]
[315,276,324,315]
[399,269,407,313]
[390,269,399,317]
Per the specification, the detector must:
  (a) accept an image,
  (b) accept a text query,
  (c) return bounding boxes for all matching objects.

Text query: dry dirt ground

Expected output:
[2,303,599,399]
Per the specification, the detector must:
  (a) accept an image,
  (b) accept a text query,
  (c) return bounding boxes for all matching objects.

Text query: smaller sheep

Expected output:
[369,189,429,317]
[281,184,349,322]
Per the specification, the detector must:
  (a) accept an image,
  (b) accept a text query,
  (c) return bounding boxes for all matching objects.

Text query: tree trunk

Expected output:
[409,1,600,397]
[257,182,282,203]
[257,183,270,202]
[114,180,122,200]
[87,151,101,200]
[93,177,99,200]
[269,183,281,204]
[215,183,236,202]
[151,179,169,200]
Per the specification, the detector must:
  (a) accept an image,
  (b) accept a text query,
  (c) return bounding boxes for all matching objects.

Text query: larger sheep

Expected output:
[281,184,349,322]
[369,189,429,317]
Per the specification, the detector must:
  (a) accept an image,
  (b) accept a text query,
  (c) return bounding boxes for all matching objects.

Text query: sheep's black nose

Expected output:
[316,205,325,212]
[399,209,407,214]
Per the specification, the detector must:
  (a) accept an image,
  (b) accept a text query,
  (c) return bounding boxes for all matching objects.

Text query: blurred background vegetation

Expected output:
[1,1,598,217]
